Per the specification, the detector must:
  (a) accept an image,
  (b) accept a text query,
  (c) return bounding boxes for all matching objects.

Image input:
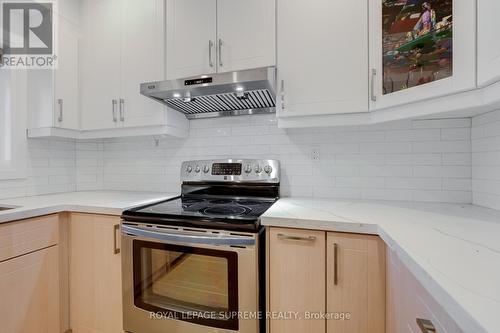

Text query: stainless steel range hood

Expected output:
[140,67,276,119]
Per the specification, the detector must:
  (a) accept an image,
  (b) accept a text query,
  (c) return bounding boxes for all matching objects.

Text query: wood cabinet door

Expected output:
[69,213,122,333]
[326,232,385,333]
[369,0,476,110]
[166,0,217,79]
[216,0,276,73]
[478,0,500,87]
[80,0,121,130]
[119,0,167,128]
[276,0,368,118]
[0,246,60,333]
[269,228,326,333]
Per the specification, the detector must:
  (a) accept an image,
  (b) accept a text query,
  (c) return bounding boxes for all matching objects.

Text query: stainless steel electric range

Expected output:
[121,159,280,333]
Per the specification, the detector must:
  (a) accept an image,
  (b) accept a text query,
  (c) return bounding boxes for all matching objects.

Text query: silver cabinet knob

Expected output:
[244,164,252,174]
[195,165,201,173]
[254,164,262,174]
[186,165,193,173]
[264,165,273,174]
[203,165,210,173]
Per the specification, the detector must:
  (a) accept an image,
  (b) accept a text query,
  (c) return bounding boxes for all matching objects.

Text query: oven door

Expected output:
[121,223,260,333]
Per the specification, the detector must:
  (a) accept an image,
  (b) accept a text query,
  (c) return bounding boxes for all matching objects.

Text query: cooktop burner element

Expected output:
[122,159,280,231]
[201,206,249,217]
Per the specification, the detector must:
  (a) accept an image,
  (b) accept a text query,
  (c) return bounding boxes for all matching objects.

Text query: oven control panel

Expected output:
[181,159,280,183]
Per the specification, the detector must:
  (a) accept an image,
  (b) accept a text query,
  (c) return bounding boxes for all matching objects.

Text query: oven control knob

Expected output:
[203,165,210,173]
[195,165,201,173]
[186,165,193,173]
[244,164,252,174]
[264,165,273,174]
[254,164,262,174]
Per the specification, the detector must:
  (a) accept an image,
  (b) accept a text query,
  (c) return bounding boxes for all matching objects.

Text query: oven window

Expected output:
[132,240,239,330]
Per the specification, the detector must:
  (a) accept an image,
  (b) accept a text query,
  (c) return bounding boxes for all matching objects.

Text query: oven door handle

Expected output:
[121,224,255,246]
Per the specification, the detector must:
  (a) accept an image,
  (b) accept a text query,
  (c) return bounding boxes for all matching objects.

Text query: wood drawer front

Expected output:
[0,214,59,262]
[0,245,60,333]
[387,248,464,333]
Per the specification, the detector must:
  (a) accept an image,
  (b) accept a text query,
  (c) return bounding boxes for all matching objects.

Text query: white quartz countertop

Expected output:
[0,191,178,223]
[262,198,500,333]
[1,192,498,332]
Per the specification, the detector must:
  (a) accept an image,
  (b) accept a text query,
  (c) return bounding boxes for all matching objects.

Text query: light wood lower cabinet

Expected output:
[269,228,326,333]
[0,245,60,333]
[69,213,123,333]
[269,227,386,333]
[327,232,385,333]
[386,247,463,333]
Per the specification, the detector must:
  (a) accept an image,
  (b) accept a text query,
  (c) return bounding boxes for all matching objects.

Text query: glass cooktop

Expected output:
[122,196,277,231]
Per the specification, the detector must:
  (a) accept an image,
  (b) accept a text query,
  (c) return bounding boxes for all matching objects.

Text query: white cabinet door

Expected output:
[216,0,276,73]
[166,0,217,79]
[54,18,79,130]
[120,0,166,128]
[369,0,476,110]
[276,0,368,118]
[80,0,121,130]
[478,0,500,87]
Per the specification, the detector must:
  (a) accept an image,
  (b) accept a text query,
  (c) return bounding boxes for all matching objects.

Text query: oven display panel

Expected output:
[211,163,242,175]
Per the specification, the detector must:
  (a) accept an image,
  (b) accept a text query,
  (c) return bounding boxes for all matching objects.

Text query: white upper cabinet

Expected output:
[276,0,368,118]
[80,0,121,130]
[216,0,276,73]
[369,0,476,110]
[166,0,276,79]
[54,18,80,130]
[81,0,176,131]
[28,1,80,131]
[166,0,217,80]
[477,0,500,87]
[120,0,166,128]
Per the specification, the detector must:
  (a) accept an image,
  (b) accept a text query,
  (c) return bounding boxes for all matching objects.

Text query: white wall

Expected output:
[76,115,472,203]
[0,138,76,199]
[472,109,500,210]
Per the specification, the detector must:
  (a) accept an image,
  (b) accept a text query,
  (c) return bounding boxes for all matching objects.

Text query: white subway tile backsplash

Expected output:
[472,109,500,210]
[0,114,477,206]
[73,115,473,204]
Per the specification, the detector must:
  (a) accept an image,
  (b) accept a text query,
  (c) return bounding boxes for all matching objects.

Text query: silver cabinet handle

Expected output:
[218,38,223,67]
[371,68,377,102]
[333,243,339,285]
[113,224,120,254]
[112,99,118,122]
[122,224,255,246]
[57,99,63,122]
[416,318,436,333]
[280,79,285,111]
[209,40,214,67]
[277,233,316,242]
[119,98,125,122]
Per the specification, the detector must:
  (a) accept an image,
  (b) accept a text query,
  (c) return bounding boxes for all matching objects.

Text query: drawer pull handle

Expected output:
[113,224,120,254]
[334,243,339,285]
[416,318,436,333]
[277,233,316,242]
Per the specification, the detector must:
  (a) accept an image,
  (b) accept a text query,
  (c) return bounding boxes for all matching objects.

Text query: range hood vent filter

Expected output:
[165,89,275,118]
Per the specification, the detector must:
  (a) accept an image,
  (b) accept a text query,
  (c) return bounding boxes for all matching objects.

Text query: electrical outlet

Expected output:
[311,148,320,162]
